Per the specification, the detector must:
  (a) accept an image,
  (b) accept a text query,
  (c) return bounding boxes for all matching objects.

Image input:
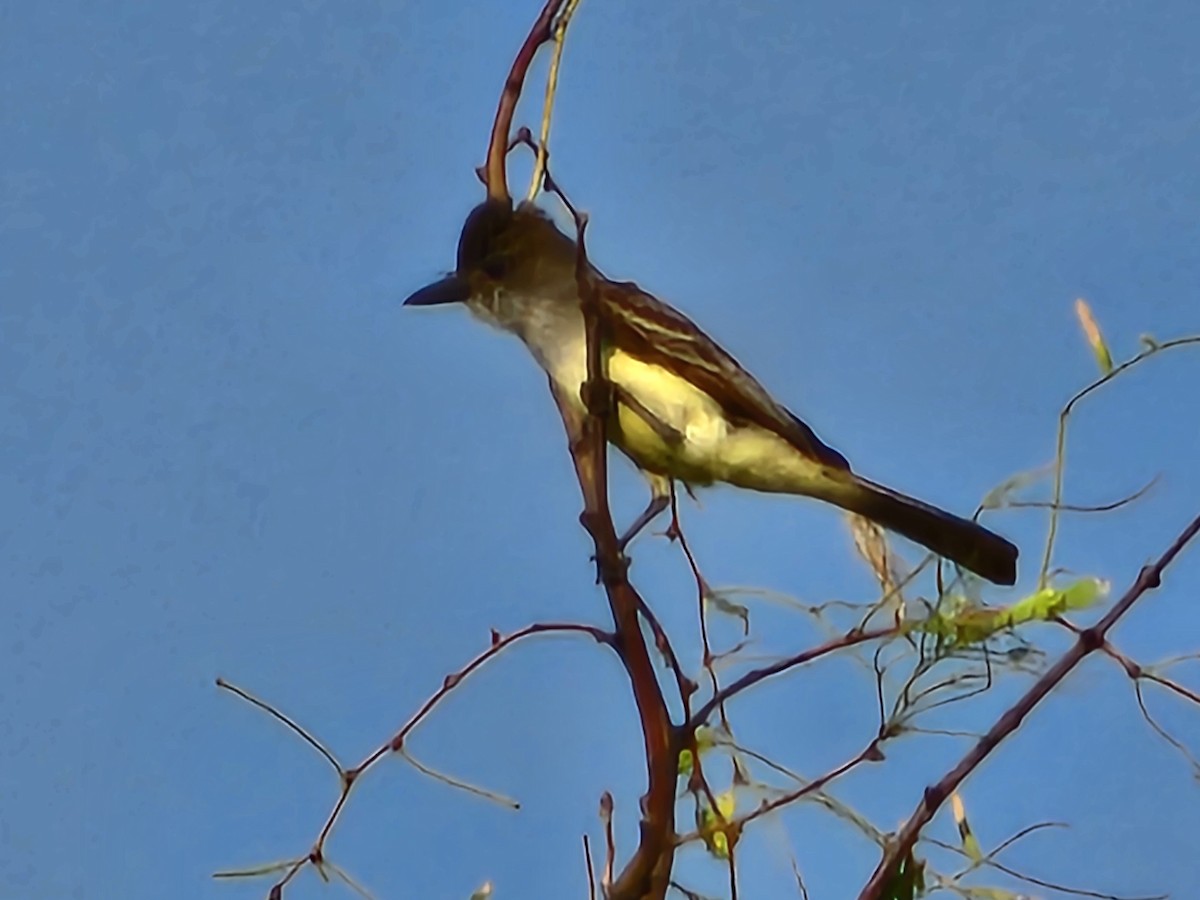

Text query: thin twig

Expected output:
[687,626,898,731]
[1040,336,1200,587]
[528,0,584,202]
[1142,670,1200,706]
[791,857,811,900]
[636,591,698,718]
[740,742,880,827]
[1134,681,1200,775]
[987,820,1068,859]
[390,622,610,753]
[396,748,519,808]
[584,834,597,900]
[667,484,728,731]
[219,622,608,896]
[859,510,1200,900]
[985,858,1164,900]
[216,677,342,775]
[1005,475,1158,513]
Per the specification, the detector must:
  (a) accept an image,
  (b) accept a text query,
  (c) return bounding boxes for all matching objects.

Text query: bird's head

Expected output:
[404,200,578,308]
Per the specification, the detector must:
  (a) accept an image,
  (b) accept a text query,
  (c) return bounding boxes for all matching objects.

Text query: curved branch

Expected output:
[1040,335,1200,586]
[548,201,678,900]
[484,0,568,203]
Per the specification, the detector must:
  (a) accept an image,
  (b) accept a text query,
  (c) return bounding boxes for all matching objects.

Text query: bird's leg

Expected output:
[617,473,672,551]
[603,389,680,551]
[576,377,680,552]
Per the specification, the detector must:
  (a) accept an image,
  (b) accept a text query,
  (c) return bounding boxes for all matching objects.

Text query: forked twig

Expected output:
[483,0,569,203]
[217,622,609,895]
[859,510,1200,900]
[1040,336,1200,586]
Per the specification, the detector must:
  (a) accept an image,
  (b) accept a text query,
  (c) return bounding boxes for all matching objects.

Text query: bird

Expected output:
[404,199,1018,585]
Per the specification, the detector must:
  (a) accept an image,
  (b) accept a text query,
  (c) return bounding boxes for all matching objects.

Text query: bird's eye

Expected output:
[482,256,506,279]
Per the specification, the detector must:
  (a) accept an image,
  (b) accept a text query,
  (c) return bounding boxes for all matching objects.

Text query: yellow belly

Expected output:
[598,351,833,496]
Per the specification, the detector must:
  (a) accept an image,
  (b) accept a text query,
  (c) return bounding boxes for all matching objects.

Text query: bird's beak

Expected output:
[403,274,469,306]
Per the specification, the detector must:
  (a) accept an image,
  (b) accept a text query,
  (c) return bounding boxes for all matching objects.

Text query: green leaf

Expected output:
[678,748,693,776]
[679,727,720,776]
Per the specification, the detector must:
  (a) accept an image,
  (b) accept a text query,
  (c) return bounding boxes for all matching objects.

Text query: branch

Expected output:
[216,621,609,896]
[528,0,584,202]
[1039,335,1200,586]
[858,509,1200,900]
[484,0,569,203]
[687,626,898,732]
[389,622,612,753]
[550,200,677,900]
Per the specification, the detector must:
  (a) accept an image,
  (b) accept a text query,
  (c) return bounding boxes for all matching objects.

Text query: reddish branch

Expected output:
[483,0,568,203]
[858,510,1200,900]
[482,4,683,893]
[551,206,678,900]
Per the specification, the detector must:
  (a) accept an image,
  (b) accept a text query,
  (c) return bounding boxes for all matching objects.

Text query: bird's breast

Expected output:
[538,340,730,483]
[472,288,834,495]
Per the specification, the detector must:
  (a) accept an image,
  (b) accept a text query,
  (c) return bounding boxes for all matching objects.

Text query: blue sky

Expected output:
[3,1,1199,898]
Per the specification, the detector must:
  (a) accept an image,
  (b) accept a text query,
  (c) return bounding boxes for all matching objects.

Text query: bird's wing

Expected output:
[601,279,851,471]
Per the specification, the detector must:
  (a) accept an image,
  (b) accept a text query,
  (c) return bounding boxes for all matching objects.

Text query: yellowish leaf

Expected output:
[1075,298,1114,374]
[697,791,738,859]
[951,793,984,862]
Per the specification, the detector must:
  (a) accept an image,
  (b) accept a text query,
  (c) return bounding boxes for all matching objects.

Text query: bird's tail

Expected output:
[824,473,1018,586]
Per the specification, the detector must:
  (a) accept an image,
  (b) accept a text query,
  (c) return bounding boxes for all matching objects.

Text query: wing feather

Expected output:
[600,280,851,471]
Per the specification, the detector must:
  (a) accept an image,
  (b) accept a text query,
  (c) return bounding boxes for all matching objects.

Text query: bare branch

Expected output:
[667,484,728,729]
[859,509,1200,900]
[740,742,880,827]
[985,858,1165,900]
[484,0,569,202]
[1134,681,1200,777]
[584,834,597,900]
[1005,475,1158,514]
[551,193,677,900]
[687,626,898,731]
[219,622,608,896]
[1040,336,1200,586]
[216,677,342,775]
[389,622,611,753]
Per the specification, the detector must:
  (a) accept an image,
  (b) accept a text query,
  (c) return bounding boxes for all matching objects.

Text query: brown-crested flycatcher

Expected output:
[405,200,1018,585]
